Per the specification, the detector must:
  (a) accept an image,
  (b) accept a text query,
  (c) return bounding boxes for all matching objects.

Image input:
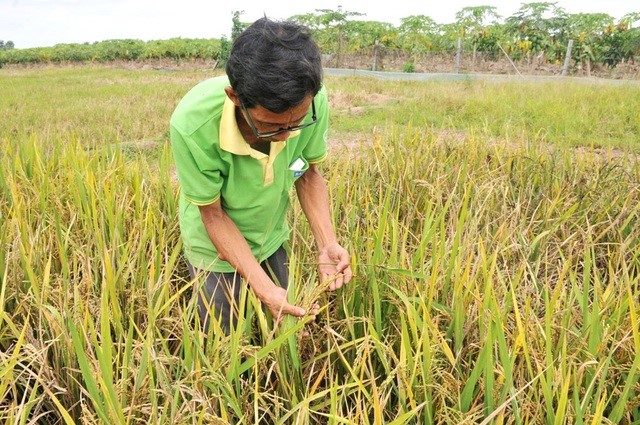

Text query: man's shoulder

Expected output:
[315,85,328,108]
[170,75,229,136]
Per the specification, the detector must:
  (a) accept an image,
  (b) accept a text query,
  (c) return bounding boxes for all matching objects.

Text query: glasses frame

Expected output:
[239,99,317,139]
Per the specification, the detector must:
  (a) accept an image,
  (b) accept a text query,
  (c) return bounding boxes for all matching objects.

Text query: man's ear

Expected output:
[225,86,240,106]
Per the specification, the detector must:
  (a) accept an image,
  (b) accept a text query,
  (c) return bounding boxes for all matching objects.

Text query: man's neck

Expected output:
[252,141,271,154]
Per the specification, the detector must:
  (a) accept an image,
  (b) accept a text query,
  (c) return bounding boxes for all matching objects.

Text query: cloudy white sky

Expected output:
[0,0,636,49]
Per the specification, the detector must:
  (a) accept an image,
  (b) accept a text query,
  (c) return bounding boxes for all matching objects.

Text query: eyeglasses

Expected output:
[239,99,317,139]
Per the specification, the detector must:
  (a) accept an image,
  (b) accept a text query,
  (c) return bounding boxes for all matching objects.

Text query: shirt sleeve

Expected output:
[170,124,223,206]
[302,87,329,164]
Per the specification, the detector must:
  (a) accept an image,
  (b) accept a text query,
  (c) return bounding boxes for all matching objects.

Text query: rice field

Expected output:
[1,66,639,424]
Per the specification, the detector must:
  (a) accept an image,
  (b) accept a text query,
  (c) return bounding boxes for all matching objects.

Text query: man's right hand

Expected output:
[259,286,306,323]
[199,202,310,324]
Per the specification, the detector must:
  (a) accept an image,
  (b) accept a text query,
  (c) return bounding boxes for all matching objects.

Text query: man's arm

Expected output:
[198,201,306,320]
[295,164,353,290]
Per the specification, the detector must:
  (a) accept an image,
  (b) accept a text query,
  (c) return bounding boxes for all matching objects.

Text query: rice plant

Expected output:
[1,67,639,424]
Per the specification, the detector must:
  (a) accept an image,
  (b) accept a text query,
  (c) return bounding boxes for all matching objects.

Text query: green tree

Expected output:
[474,23,509,60]
[0,40,15,50]
[343,20,396,51]
[454,6,502,60]
[505,2,567,61]
[291,7,364,57]
[218,10,247,67]
[600,13,640,67]
[565,12,614,71]
[438,23,465,54]
[620,11,640,28]
[397,15,440,54]
[455,5,501,36]
[619,12,640,63]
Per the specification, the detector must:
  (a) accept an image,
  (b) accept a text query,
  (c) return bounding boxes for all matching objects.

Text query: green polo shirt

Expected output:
[170,76,328,272]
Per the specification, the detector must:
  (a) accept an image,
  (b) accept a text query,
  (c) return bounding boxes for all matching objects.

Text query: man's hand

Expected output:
[318,242,353,291]
[259,286,307,323]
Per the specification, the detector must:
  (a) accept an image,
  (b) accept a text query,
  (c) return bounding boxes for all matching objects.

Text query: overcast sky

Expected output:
[1,0,636,49]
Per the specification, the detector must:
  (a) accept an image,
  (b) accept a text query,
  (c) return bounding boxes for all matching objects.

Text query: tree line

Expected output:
[293,3,640,70]
[0,38,220,66]
[1,2,638,70]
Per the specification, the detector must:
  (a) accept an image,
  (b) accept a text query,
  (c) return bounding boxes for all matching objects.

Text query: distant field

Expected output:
[1,66,639,424]
[2,66,640,150]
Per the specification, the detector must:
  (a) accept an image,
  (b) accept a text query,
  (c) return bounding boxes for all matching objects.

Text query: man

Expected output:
[170,17,353,333]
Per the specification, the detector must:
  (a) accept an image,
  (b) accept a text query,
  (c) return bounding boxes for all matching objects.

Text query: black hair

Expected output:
[225,17,323,113]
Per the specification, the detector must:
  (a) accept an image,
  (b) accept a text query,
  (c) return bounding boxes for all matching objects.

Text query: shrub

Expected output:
[402,60,416,72]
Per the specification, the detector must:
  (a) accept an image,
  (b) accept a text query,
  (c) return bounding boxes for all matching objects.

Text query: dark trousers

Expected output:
[188,246,289,334]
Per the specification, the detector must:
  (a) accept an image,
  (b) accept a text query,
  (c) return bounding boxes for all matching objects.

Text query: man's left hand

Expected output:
[318,242,353,291]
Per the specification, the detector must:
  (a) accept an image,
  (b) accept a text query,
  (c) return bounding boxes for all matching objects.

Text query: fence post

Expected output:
[455,38,462,74]
[562,39,573,76]
[372,40,379,71]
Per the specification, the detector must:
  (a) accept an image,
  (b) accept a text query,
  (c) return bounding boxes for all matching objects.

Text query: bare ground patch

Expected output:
[328,90,400,115]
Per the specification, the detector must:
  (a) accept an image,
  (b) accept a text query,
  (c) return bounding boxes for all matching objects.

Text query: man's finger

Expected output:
[343,267,353,284]
[333,275,344,290]
[286,304,306,318]
[336,257,350,274]
[326,273,345,291]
